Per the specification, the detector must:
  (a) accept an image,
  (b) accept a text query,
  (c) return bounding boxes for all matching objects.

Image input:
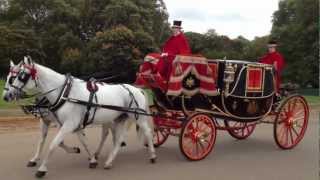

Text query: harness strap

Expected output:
[62,97,151,117]
[50,74,73,112]
[81,79,99,129]
[20,97,63,126]
[120,84,141,119]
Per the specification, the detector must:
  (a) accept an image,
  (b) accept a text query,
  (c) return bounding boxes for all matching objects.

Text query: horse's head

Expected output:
[2,60,22,101]
[3,56,38,102]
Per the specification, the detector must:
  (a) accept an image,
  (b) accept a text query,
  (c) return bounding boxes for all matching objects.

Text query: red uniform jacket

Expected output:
[259,51,285,91]
[157,33,191,79]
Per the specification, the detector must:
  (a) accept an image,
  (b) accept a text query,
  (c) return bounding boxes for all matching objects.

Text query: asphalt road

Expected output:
[0,108,318,180]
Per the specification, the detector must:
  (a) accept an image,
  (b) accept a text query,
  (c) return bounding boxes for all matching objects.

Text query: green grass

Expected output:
[304,96,320,106]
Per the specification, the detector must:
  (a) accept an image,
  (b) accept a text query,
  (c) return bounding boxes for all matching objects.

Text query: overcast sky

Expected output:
[163,0,280,40]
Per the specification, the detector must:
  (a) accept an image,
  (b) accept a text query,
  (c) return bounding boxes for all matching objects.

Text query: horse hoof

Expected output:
[104,164,113,170]
[121,142,127,147]
[74,147,81,154]
[35,171,46,178]
[150,157,157,164]
[89,162,98,169]
[27,161,37,167]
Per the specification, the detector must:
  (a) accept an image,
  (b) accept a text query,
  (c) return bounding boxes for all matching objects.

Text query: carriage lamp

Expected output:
[223,62,235,96]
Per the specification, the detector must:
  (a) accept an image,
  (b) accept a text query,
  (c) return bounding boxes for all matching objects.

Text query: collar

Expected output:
[49,74,73,112]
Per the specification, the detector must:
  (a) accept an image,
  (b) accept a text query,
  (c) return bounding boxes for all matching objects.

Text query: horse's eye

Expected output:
[20,73,25,79]
[18,71,28,82]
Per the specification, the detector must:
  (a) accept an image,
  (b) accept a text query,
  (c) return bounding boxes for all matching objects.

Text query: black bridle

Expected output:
[10,63,37,91]
[7,63,62,101]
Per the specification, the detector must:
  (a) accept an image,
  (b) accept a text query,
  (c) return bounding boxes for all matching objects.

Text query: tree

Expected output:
[271,0,319,87]
[0,0,170,81]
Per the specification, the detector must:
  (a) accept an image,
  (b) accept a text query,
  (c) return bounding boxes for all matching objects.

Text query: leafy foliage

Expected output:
[271,0,319,87]
[0,0,170,82]
[0,0,317,88]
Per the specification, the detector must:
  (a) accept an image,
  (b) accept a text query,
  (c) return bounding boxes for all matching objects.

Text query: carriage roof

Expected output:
[208,59,273,68]
[173,55,273,68]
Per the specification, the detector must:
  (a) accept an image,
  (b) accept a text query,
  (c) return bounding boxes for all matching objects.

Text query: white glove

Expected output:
[160,53,168,57]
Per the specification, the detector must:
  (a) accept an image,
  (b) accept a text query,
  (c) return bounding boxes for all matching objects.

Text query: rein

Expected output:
[62,97,155,117]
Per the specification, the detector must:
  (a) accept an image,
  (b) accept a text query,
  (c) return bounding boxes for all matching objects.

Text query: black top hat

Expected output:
[172,20,182,28]
[268,39,278,47]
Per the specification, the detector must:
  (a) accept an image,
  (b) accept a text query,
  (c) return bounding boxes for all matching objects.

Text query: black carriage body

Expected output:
[212,60,275,121]
[152,56,276,122]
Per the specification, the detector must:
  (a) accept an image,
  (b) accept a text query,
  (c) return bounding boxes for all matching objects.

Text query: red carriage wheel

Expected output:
[153,127,170,148]
[273,95,309,149]
[179,113,216,161]
[224,121,256,140]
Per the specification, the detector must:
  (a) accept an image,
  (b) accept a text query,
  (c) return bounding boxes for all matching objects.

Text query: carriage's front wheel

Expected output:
[179,113,216,161]
[273,95,309,149]
[153,127,170,148]
[224,121,256,140]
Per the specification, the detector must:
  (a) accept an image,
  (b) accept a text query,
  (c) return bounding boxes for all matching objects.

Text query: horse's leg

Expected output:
[35,121,75,178]
[76,130,98,169]
[94,124,109,159]
[27,119,50,167]
[137,116,157,163]
[58,141,81,154]
[104,120,126,169]
[50,112,81,154]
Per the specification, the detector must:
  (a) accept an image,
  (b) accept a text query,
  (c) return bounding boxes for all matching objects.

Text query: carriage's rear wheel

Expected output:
[224,121,256,140]
[179,113,216,161]
[273,95,309,149]
[153,127,170,148]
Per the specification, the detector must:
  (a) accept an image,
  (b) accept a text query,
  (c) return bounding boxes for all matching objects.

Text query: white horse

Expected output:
[2,60,118,169]
[4,57,156,178]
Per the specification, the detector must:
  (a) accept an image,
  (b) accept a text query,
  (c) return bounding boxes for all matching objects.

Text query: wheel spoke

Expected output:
[284,104,290,114]
[293,110,304,117]
[292,116,306,121]
[290,99,298,112]
[198,121,207,131]
[291,126,300,137]
[295,124,304,128]
[198,141,207,154]
[278,125,286,144]
[241,126,245,136]
[160,129,167,138]
[156,131,160,143]
[196,119,199,129]
[245,126,250,135]
[183,137,194,153]
[285,127,289,146]
[278,110,287,122]
[278,125,285,137]
[289,127,294,145]
[288,100,292,113]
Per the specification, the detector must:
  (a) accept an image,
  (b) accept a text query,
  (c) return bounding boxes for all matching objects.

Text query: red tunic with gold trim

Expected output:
[157,33,191,79]
[259,51,285,91]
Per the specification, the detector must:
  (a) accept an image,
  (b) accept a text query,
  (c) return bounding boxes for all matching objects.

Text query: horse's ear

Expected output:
[10,60,14,67]
[23,56,32,65]
[17,61,22,66]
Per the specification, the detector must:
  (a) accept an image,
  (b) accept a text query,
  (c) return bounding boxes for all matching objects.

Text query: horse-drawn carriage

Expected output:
[136,55,309,161]
[2,55,309,178]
